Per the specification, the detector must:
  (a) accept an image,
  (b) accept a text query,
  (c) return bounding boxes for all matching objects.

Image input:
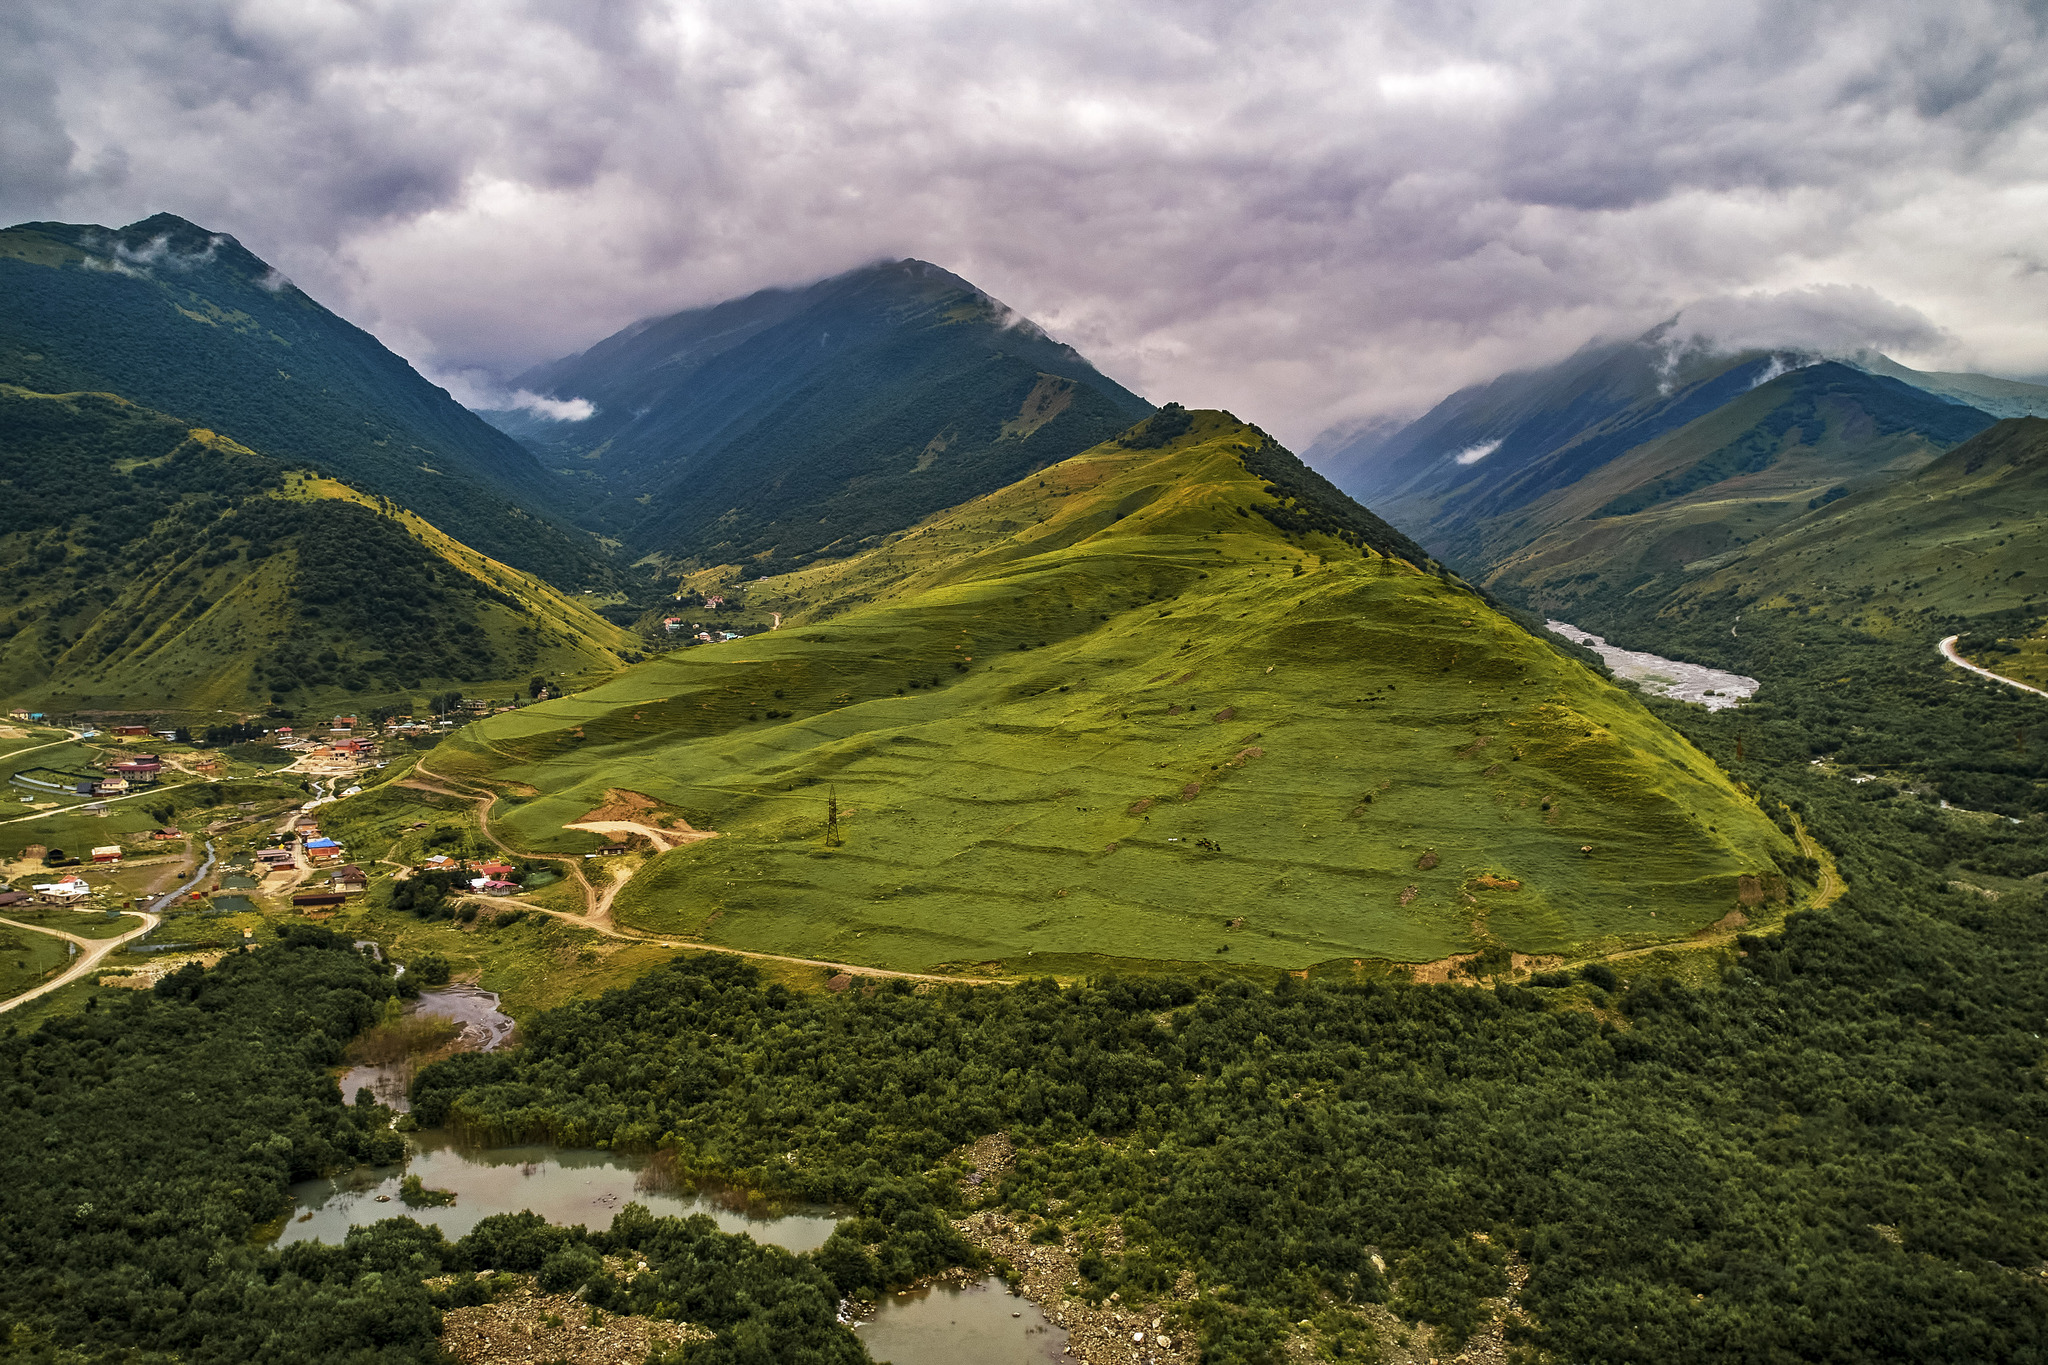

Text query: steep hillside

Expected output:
[425,411,1800,976]
[1586,417,2048,664]
[482,259,1153,570]
[1320,328,2023,576]
[0,386,633,716]
[0,213,605,587]
[1472,363,1996,617]
[1314,332,1784,554]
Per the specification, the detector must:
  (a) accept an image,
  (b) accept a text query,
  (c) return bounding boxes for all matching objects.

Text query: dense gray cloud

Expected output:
[7,0,2048,444]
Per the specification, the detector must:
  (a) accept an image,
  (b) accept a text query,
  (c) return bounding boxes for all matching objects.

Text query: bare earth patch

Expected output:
[437,1271,708,1365]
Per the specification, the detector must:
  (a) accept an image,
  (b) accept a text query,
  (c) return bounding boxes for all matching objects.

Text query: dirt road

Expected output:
[0,910,162,1012]
[1939,634,2048,700]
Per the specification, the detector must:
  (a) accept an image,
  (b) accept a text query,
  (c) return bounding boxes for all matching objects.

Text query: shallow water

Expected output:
[1548,621,1758,710]
[274,1131,841,1252]
[337,985,517,1109]
[855,1277,1068,1365]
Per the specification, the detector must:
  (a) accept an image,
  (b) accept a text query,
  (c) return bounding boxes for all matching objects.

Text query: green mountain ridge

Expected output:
[0,213,608,588]
[481,258,1154,572]
[427,410,1800,975]
[0,386,633,717]
[1469,362,1997,615]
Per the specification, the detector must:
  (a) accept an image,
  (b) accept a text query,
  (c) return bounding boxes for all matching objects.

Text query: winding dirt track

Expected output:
[0,911,161,1012]
[403,760,993,986]
[1939,634,2048,700]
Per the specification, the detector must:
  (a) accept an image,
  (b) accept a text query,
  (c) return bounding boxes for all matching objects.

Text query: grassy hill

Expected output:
[0,213,607,588]
[481,259,1154,572]
[424,411,1800,976]
[0,386,633,718]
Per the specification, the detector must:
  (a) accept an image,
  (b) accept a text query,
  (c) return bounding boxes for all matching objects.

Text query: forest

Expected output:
[3,614,2043,1363]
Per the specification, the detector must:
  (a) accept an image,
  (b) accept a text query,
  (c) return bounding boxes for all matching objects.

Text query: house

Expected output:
[329,716,357,732]
[93,776,129,796]
[152,828,184,840]
[111,762,160,784]
[192,757,223,773]
[460,699,492,713]
[112,725,149,737]
[0,891,30,908]
[305,838,343,861]
[275,726,294,737]
[291,891,347,910]
[90,845,122,863]
[329,865,369,892]
[477,861,515,880]
[478,880,519,895]
[32,878,91,902]
[255,849,294,866]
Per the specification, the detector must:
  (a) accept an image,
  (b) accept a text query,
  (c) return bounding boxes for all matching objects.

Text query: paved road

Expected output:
[1940,635,2048,700]
[0,841,215,1013]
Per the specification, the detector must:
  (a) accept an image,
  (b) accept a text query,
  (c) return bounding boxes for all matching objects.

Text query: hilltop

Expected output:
[0,386,633,717]
[481,259,1154,572]
[0,213,606,587]
[423,410,1801,976]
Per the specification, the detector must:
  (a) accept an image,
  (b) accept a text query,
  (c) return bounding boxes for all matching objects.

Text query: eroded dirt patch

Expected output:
[437,1270,708,1365]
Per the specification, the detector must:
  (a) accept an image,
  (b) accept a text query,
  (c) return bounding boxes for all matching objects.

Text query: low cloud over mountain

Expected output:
[7,0,2048,443]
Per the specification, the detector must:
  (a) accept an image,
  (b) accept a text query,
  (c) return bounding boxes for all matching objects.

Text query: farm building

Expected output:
[90,846,122,863]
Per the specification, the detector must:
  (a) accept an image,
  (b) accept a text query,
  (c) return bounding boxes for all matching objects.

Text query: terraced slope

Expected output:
[429,412,1800,976]
[0,386,632,716]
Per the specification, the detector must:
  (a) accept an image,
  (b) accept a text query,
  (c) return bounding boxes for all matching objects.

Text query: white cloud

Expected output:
[507,389,595,422]
[6,0,2048,444]
[1452,440,1500,466]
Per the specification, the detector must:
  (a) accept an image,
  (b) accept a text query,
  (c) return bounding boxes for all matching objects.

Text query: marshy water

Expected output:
[308,983,1066,1360]
[337,984,517,1109]
[1548,620,1758,710]
[274,1132,841,1252]
[856,1277,1068,1364]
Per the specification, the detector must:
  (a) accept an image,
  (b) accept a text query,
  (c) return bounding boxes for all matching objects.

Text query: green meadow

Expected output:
[421,413,1799,975]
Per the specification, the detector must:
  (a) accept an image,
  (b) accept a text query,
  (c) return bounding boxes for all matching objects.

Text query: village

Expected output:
[0,699,573,1007]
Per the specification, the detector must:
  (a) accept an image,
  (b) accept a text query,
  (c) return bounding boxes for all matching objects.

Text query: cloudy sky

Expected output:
[8,0,2048,445]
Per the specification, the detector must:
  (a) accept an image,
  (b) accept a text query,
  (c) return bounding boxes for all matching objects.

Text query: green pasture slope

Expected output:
[433,412,1799,974]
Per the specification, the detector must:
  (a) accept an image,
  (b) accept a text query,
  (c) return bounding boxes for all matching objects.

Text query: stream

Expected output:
[1548,620,1758,710]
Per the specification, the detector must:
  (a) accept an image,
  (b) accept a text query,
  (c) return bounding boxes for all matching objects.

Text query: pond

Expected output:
[855,1277,1068,1364]
[209,895,256,915]
[274,1131,842,1252]
[1548,620,1758,710]
[219,872,259,890]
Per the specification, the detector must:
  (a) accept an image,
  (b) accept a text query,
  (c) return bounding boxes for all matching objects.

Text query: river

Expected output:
[1548,620,1758,710]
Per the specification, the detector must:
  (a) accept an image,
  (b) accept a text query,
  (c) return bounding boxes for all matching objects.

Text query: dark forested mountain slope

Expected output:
[0,386,630,715]
[481,259,1153,572]
[0,213,606,587]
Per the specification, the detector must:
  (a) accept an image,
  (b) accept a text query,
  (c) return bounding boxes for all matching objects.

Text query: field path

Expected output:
[406,761,1004,986]
[0,912,161,1012]
[563,819,719,855]
[1791,811,1844,910]
[1940,634,2048,699]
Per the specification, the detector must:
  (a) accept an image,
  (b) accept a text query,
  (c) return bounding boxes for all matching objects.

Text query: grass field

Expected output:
[418,413,1800,976]
[0,925,72,998]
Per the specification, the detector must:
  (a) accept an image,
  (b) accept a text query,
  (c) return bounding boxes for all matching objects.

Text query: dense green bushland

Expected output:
[408,621,2048,1362]
[0,927,872,1363]
[234,498,512,695]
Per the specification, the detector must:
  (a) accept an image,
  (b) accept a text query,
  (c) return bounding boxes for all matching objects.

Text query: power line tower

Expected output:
[825,786,843,848]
